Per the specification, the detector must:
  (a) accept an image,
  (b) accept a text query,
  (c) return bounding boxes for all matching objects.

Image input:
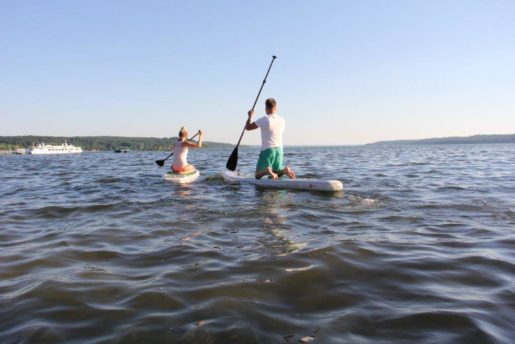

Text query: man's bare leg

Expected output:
[255,166,279,180]
[281,166,296,179]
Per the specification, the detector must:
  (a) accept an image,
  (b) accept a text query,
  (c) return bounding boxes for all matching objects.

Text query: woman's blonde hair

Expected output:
[178,126,187,139]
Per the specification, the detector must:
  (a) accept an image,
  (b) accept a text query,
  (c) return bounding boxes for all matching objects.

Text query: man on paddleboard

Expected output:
[245,98,296,180]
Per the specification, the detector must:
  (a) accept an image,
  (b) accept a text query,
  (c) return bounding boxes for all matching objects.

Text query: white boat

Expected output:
[223,170,343,192]
[29,141,83,155]
[14,148,28,155]
[162,169,200,184]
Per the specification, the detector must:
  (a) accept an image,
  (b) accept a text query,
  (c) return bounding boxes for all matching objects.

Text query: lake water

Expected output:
[1,145,514,343]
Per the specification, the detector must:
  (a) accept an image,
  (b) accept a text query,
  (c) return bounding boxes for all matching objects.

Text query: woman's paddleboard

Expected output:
[223,170,343,192]
[162,169,200,184]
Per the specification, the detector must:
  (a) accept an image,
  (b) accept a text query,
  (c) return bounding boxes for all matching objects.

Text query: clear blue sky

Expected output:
[1,0,514,145]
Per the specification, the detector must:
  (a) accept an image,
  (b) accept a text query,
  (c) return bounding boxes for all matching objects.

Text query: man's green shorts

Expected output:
[256,147,284,172]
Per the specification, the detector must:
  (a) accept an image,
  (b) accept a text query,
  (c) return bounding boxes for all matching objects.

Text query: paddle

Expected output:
[226,55,277,171]
[155,132,200,167]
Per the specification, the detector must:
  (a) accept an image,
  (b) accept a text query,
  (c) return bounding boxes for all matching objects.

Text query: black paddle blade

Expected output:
[155,159,165,167]
[226,147,238,171]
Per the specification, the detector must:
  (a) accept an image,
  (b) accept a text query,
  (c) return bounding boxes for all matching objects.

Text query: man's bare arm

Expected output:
[245,109,258,131]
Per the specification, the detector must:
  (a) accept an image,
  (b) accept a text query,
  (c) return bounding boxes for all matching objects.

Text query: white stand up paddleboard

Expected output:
[223,170,343,192]
[162,169,200,184]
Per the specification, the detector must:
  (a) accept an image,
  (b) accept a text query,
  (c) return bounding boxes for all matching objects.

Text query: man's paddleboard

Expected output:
[223,170,343,192]
[162,170,200,184]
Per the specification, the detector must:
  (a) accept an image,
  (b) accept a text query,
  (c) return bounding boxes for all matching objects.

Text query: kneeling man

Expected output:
[245,98,296,180]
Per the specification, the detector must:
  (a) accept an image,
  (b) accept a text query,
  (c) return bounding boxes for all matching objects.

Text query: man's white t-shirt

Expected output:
[255,113,285,150]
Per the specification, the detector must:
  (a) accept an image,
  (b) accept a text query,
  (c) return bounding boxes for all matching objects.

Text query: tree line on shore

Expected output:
[368,134,515,145]
[0,136,233,151]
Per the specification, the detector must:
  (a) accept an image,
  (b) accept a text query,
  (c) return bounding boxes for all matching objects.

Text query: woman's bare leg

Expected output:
[179,165,195,174]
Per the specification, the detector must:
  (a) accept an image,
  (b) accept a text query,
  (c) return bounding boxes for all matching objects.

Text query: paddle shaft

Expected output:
[161,132,200,162]
[234,56,277,148]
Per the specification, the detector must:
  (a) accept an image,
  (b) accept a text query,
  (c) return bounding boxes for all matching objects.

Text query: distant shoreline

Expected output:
[1,134,514,152]
[367,133,515,146]
[0,135,235,152]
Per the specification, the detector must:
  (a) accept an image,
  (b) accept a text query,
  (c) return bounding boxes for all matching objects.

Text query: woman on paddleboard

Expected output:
[171,127,203,174]
[245,98,296,180]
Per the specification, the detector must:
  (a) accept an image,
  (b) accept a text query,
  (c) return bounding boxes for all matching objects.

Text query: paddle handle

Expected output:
[187,132,200,142]
[234,56,277,148]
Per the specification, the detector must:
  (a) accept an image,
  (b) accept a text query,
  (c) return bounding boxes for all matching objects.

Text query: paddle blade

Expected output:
[155,159,165,167]
[226,147,238,171]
